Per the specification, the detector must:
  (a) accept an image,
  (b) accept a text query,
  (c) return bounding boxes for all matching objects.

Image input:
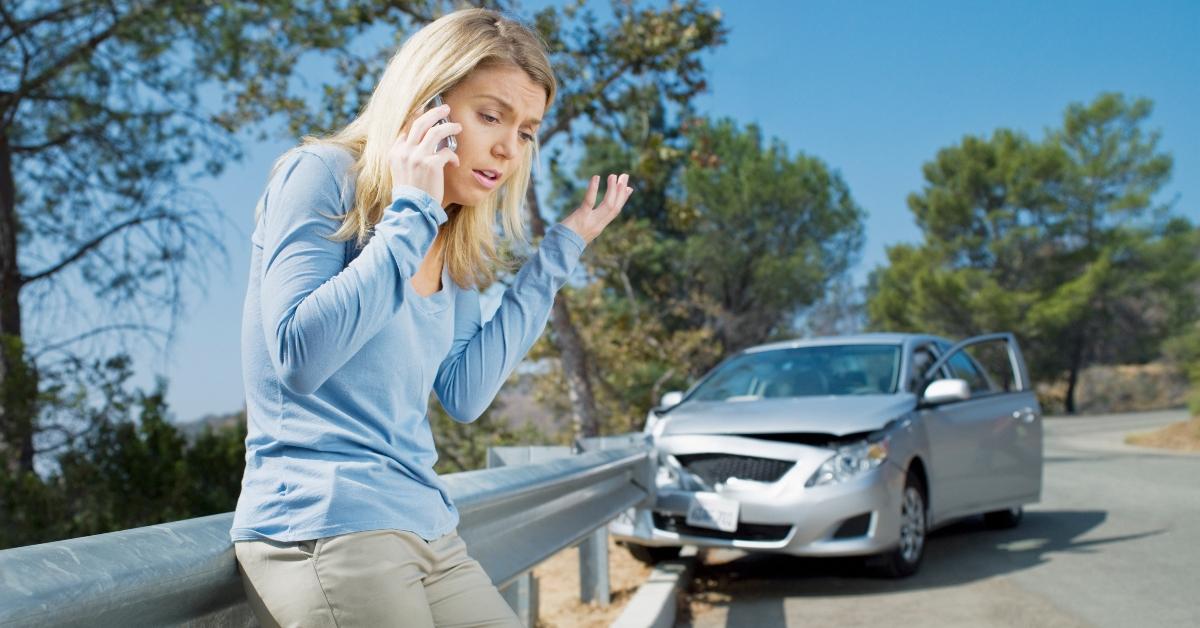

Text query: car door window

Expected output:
[909,345,937,392]
[946,351,996,394]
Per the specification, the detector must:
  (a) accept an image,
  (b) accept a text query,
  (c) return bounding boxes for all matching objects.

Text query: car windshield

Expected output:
[689,344,902,401]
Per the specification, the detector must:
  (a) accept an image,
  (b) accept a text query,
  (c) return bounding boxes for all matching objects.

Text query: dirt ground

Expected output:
[1036,362,1190,415]
[532,537,653,627]
[1125,416,1200,452]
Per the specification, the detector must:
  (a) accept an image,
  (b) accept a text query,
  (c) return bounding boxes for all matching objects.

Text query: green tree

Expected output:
[1165,322,1200,415]
[867,93,1198,412]
[522,0,726,438]
[0,355,245,549]
[535,115,866,432]
[1,0,728,474]
[0,0,456,474]
[428,395,549,474]
[680,118,865,351]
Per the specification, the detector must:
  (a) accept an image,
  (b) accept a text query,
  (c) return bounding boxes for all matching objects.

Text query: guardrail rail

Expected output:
[0,436,654,627]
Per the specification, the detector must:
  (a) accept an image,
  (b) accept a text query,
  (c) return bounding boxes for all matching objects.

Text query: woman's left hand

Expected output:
[559,173,633,244]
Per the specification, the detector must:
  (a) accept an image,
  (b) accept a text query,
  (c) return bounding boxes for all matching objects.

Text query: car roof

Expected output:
[742,332,946,354]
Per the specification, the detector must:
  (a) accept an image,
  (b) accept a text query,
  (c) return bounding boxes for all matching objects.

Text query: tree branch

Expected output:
[11,128,82,153]
[20,211,168,285]
[32,422,94,454]
[7,2,154,115]
[393,4,436,25]
[30,322,168,359]
[0,1,33,116]
[538,58,638,146]
[15,0,93,33]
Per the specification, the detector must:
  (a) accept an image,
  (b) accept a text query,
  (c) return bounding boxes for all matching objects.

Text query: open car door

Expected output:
[920,333,1043,518]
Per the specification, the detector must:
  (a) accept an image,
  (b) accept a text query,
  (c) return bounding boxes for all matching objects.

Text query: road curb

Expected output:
[610,546,698,628]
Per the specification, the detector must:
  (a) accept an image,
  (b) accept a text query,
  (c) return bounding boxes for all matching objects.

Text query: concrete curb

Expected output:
[610,546,699,628]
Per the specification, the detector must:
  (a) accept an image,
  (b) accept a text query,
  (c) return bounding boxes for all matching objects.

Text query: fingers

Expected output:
[600,174,619,209]
[419,121,462,153]
[573,172,634,239]
[616,173,630,208]
[435,149,460,169]
[581,173,634,213]
[561,172,635,244]
[619,183,635,208]
[407,104,451,146]
[581,175,600,209]
[602,173,631,217]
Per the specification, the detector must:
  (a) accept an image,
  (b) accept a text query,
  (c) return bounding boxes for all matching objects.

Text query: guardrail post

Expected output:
[578,525,610,606]
[487,444,571,627]
[499,572,538,627]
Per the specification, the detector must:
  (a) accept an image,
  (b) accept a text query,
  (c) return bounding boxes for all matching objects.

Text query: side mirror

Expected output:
[659,390,684,408]
[922,379,971,405]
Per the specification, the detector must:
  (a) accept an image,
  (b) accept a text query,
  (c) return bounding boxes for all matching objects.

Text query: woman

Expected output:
[231,8,632,627]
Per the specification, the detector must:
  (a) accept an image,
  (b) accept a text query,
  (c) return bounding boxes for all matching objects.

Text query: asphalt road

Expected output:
[680,409,1200,628]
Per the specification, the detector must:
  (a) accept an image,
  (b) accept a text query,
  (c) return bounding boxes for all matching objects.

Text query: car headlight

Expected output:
[806,437,890,487]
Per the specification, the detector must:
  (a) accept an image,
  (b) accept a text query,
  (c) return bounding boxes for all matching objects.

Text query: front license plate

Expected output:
[686,492,739,532]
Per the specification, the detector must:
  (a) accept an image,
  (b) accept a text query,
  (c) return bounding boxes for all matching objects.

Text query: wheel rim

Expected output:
[899,486,926,564]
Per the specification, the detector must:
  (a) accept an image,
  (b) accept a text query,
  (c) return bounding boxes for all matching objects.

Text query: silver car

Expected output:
[611,332,1043,577]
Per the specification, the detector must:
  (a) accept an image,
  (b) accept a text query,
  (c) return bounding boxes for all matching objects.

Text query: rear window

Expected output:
[690,344,902,401]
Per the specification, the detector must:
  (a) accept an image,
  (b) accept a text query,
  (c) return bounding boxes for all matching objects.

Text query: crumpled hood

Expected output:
[660,395,916,437]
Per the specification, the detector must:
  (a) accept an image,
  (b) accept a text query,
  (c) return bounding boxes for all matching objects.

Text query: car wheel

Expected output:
[983,506,1023,529]
[873,469,927,578]
[624,542,682,565]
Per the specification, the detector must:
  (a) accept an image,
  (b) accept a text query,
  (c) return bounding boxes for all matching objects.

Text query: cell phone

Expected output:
[427,94,457,153]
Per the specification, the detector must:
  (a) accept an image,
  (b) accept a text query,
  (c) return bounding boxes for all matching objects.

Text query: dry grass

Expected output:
[532,537,653,627]
[1037,361,1190,415]
[1125,416,1200,452]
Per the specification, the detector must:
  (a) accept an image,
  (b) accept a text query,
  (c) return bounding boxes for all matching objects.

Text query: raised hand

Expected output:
[388,104,461,206]
[560,173,634,244]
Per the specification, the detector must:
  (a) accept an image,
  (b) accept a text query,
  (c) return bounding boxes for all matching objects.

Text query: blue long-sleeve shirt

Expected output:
[231,144,585,542]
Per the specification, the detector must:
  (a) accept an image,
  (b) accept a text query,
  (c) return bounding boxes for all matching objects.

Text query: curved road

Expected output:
[680,409,1200,627]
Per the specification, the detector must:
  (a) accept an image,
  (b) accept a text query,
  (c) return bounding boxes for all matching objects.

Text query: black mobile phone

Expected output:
[428,94,457,153]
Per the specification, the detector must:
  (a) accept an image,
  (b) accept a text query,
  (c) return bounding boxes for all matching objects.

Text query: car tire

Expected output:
[624,542,682,565]
[872,469,927,578]
[983,506,1023,529]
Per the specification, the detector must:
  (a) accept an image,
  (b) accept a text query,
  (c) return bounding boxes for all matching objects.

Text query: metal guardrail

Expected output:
[0,441,654,627]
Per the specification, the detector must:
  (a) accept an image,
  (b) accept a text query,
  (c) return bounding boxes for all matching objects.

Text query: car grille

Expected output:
[652,513,792,542]
[673,453,794,485]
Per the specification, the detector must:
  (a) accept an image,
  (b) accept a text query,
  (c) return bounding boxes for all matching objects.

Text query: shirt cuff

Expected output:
[546,223,587,255]
[390,184,448,225]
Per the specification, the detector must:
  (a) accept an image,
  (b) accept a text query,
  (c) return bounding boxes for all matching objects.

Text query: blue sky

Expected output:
[137,0,1199,422]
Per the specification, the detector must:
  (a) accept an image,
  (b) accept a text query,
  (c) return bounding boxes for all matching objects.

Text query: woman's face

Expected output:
[441,64,546,208]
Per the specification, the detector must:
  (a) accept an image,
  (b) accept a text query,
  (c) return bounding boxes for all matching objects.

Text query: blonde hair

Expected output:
[277,8,556,289]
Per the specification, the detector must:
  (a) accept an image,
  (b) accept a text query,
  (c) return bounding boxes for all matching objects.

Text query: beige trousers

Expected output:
[234,529,521,628]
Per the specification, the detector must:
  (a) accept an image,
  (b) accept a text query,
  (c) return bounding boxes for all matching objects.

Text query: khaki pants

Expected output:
[234,529,521,628]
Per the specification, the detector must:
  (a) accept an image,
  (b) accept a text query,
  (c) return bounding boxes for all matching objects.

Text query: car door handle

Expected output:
[1012,407,1037,423]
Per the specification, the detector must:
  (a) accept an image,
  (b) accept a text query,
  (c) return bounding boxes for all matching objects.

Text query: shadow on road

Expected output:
[680,509,1163,626]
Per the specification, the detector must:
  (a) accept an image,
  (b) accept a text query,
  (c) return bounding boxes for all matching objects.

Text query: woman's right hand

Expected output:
[388,104,461,206]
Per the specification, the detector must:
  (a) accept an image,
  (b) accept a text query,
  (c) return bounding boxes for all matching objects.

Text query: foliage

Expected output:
[532,112,865,432]
[0,0,730,536]
[679,118,865,350]
[428,393,551,474]
[797,277,867,338]
[0,0,462,473]
[0,0,720,465]
[1165,323,1200,416]
[514,0,727,438]
[0,353,245,549]
[867,93,1199,412]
